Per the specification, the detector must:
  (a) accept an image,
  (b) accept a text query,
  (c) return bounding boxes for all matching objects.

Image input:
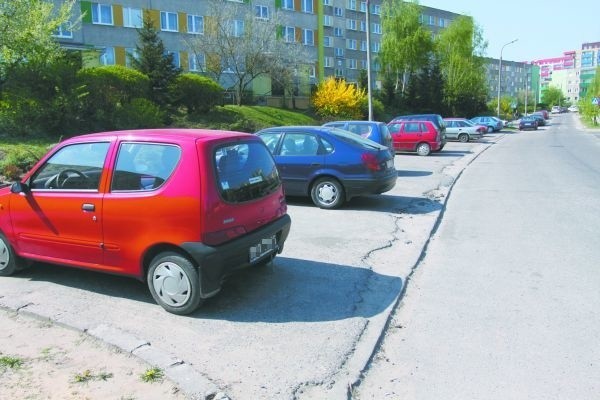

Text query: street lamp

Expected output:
[497,38,518,118]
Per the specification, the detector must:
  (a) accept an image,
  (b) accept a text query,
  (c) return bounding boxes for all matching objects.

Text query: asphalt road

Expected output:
[0,123,561,399]
[355,113,600,399]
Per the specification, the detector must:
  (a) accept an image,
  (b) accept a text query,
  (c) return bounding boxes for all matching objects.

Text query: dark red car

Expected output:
[387,120,443,156]
[0,129,291,315]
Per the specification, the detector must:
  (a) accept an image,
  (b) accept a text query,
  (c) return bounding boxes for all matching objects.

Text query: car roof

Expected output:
[323,120,384,125]
[61,129,254,145]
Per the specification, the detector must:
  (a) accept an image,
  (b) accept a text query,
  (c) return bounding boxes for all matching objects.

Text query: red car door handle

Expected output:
[82,203,95,211]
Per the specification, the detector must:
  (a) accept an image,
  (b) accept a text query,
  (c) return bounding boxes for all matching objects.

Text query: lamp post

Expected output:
[497,38,518,118]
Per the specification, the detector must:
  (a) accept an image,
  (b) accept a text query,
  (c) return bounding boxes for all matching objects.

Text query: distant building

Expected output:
[484,58,540,108]
[531,42,599,103]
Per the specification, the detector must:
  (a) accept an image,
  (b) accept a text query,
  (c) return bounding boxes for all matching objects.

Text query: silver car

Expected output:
[443,118,484,142]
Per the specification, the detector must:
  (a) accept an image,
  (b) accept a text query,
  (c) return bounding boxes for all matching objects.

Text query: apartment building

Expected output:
[484,58,540,106]
[52,1,460,101]
[531,42,599,103]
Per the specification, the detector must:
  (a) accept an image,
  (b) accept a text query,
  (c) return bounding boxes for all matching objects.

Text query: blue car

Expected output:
[255,126,397,209]
[321,121,394,154]
[469,116,503,132]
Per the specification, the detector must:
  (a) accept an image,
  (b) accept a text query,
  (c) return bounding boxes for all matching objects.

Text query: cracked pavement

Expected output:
[0,134,503,399]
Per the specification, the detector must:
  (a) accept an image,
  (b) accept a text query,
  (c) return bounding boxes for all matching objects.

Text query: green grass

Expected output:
[0,355,24,370]
[172,105,318,132]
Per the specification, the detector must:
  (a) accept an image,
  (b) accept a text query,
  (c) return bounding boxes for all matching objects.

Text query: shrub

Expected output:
[77,65,152,131]
[0,54,82,136]
[114,98,165,129]
[312,77,366,120]
[170,74,223,114]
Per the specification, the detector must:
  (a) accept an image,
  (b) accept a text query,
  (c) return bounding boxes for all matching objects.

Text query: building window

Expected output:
[335,68,344,77]
[372,23,381,34]
[324,15,333,26]
[373,4,381,14]
[360,1,367,12]
[323,0,332,5]
[161,11,178,32]
[53,23,73,38]
[302,0,313,13]
[334,47,343,57]
[229,19,244,37]
[334,7,343,17]
[303,29,314,46]
[324,36,333,47]
[347,59,357,69]
[361,40,367,51]
[284,26,295,43]
[324,57,333,67]
[361,59,367,69]
[283,0,295,9]
[372,42,380,53]
[347,0,356,10]
[189,53,205,71]
[309,66,316,77]
[346,19,357,30]
[428,15,435,25]
[360,20,366,32]
[125,48,139,67]
[255,5,269,19]
[123,7,142,28]
[100,47,115,65]
[92,3,113,25]
[347,39,357,50]
[167,51,180,68]
[438,18,445,27]
[188,15,204,34]
[334,27,343,37]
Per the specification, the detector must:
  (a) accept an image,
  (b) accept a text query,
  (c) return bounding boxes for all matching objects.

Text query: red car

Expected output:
[387,120,443,156]
[0,129,291,315]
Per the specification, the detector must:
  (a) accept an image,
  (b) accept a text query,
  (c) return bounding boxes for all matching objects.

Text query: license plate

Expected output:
[386,159,394,169]
[249,235,277,263]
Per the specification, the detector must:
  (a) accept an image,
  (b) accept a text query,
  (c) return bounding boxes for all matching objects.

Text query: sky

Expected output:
[420,0,600,62]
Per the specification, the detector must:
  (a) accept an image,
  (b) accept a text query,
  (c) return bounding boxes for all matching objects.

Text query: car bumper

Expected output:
[181,214,292,298]
[343,170,397,199]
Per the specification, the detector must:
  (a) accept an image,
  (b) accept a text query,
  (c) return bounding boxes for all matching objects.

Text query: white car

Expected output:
[551,106,561,114]
[568,105,579,113]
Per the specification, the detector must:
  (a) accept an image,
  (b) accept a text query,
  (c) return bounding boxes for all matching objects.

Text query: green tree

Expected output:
[131,18,180,109]
[0,0,76,90]
[580,67,600,125]
[380,0,433,95]
[434,16,488,116]
[541,86,566,107]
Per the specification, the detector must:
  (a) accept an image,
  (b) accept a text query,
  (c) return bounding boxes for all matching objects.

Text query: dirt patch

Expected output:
[0,309,186,400]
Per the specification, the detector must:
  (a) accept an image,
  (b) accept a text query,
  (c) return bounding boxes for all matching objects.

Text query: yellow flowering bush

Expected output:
[312,77,367,120]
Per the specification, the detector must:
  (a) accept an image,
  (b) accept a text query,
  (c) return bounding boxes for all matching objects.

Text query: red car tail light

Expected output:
[361,153,381,171]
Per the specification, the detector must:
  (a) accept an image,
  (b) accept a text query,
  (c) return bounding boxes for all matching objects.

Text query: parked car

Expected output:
[387,120,443,156]
[443,118,485,142]
[322,120,394,153]
[530,113,546,126]
[537,109,550,119]
[519,116,538,130]
[255,126,397,209]
[390,114,447,150]
[568,105,579,112]
[551,106,561,114]
[469,116,503,133]
[0,129,292,315]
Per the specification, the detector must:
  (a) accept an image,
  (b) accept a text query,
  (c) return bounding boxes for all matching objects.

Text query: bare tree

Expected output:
[185,0,311,106]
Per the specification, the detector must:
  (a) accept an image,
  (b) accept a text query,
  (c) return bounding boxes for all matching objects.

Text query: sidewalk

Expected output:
[0,308,186,400]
